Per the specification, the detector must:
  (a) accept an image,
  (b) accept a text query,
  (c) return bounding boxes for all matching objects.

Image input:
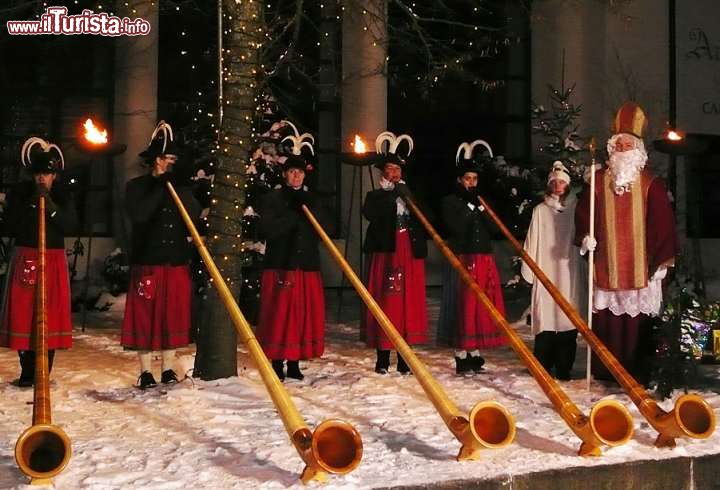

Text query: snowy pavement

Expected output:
[2,294,720,489]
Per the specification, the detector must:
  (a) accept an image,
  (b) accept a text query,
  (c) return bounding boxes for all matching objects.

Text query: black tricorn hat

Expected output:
[281,154,315,173]
[139,121,179,163]
[374,131,413,170]
[455,159,482,178]
[21,137,65,174]
[455,139,493,177]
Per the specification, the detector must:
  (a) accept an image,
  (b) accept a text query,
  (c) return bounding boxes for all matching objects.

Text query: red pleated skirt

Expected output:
[452,254,507,350]
[257,269,325,360]
[121,265,192,350]
[0,247,72,350]
[365,230,428,350]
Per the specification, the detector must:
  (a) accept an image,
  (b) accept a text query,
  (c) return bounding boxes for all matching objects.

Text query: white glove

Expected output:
[580,235,597,255]
[650,266,667,282]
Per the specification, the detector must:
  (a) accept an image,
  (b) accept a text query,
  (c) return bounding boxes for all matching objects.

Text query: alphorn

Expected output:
[15,195,72,484]
[301,204,516,461]
[165,182,362,484]
[476,194,716,447]
[399,190,634,456]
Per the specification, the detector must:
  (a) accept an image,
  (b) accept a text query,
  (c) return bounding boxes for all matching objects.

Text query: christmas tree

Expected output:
[531,83,588,182]
[236,96,296,322]
[649,253,720,398]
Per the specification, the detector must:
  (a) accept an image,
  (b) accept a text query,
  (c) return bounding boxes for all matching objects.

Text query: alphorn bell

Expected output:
[301,204,516,461]
[398,189,634,456]
[15,194,72,484]
[165,182,362,484]
[476,194,716,447]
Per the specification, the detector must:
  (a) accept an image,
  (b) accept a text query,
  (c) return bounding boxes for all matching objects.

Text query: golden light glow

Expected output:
[83,118,108,145]
[666,130,684,141]
[353,134,367,154]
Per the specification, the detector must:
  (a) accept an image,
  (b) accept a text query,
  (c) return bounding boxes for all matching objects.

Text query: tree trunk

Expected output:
[194,0,261,380]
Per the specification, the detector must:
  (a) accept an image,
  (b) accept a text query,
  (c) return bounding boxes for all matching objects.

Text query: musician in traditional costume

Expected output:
[363,132,428,374]
[257,122,327,382]
[121,121,200,389]
[438,141,507,374]
[575,102,676,380]
[1,138,76,387]
[522,162,586,380]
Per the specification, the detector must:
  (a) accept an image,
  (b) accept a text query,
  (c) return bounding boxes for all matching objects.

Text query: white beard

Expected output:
[607,148,647,195]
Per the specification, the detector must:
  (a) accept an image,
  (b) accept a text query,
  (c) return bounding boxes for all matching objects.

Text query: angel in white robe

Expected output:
[521,162,587,380]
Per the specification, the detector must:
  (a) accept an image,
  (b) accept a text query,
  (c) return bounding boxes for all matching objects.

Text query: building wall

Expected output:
[532,0,720,300]
[532,0,670,164]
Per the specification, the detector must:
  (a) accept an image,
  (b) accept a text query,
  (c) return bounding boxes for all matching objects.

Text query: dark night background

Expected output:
[0,0,533,239]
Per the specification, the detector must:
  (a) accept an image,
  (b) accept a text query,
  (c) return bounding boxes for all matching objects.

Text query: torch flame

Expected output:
[84,118,108,145]
[666,130,683,141]
[353,134,367,154]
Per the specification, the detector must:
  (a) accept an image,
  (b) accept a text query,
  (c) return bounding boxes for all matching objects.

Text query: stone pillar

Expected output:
[341,0,387,272]
[112,0,159,246]
[531,0,608,159]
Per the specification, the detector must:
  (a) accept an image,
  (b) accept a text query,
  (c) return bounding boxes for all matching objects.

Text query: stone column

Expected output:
[531,0,608,159]
[112,0,159,246]
[341,0,387,272]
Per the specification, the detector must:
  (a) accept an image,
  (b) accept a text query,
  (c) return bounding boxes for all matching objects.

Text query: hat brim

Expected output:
[29,153,60,174]
[282,154,314,172]
[139,139,179,160]
[373,153,407,170]
[455,160,481,177]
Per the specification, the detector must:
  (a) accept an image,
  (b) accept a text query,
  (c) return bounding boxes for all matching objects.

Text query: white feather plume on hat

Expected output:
[21,136,65,172]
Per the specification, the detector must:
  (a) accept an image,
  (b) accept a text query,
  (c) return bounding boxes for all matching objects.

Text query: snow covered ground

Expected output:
[2,293,720,489]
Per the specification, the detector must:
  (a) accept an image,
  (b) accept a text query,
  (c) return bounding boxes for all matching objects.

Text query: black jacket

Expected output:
[126,174,201,266]
[362,188,427,259]
[3,181,78,249]
[441,190,493,254]
[258,187,330,271]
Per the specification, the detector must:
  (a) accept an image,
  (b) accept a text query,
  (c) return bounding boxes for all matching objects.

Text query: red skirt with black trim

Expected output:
[121,265,192,350]
[365,230,428,350]
[257,269,325,360]
[438,254,507,350]
[0,247,72,351]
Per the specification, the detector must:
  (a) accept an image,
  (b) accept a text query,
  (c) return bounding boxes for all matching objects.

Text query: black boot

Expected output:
[555,330,578,381]
[468,354,486,373]
[533,331,556,376]
[375,350,390,374]
[161,369,179,384]
[48,350,56,373]
[286,361,304,381]
[14,351,35,387]
[137,371,158,390]
[397,353,411,375]
[271,360,285,381]
[455,356,472,375]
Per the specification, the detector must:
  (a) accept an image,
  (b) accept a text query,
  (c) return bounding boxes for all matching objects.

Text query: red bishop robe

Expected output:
[574,166,676,380]
[575,167,676,291]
